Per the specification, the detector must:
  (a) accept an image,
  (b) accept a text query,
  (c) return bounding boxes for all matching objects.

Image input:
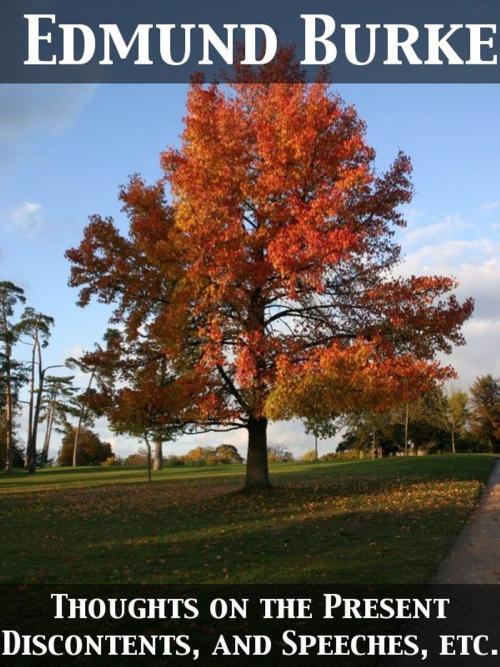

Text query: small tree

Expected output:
[339,410,398,459]
[71,330,180,471]
[430,388,469,454]
[304,416,338,461]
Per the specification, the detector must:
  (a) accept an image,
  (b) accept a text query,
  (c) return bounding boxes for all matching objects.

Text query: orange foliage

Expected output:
[66,55,473,443]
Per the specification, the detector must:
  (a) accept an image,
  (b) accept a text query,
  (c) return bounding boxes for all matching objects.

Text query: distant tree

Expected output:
[0,281,26,470]
[320,451,341,462]
[0,351,28,469]
[304,416,338,461]
[301,449,317,462]
[429,387,469,454]
[65,356,98,468]
[72,330,180,472]
[102,455,121,467]
[212,444,243,464]
[58,426,113,466]
[337,387,465,457]
[267,445,294,463]
[183,446,214,466]
[18,308,56,472]
[39,375,78,465]
[469,375,500,452]
[338,410,398,459]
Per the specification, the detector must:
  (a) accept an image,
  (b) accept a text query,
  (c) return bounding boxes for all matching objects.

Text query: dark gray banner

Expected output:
[2,585,500,664]
[0,0,499,83]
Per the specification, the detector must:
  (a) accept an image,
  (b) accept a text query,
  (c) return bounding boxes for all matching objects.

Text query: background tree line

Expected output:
[331,377,500,459]
[0,281,113,471]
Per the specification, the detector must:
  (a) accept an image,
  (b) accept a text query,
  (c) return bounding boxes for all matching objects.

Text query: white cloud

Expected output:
[400,229,500,387]
[448,318,500,386]
[481,201,500,213]
[402,238,500,275]
[403,214,472,246]
[4,201,43,235]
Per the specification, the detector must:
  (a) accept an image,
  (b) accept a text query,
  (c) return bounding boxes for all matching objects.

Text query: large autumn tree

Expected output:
[67,64,473,489]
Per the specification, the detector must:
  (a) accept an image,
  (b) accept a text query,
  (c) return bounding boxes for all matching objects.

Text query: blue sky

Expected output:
[1,83,499,458]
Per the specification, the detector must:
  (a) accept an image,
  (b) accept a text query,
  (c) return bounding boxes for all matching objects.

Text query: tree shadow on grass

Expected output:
[75,499,473,585]
[4,472,480,585]
[0,456,493,584]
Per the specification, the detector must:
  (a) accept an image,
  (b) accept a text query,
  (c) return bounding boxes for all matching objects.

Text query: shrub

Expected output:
[123,450,148,467]
[165,455,185,466]
[268,445,294,463]
[183,446,212,465]
[102,455,120,467]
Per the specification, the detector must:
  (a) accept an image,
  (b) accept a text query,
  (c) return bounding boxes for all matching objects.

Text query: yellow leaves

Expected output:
[266,338,455,423]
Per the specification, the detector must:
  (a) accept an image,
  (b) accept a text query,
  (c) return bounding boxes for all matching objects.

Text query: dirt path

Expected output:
[433,460,500,584]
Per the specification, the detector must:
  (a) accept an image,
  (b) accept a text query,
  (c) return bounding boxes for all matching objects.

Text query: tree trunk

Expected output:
[25,343,36,471]
[451,430,456,454]
[42,398,55,465]
[1,303,14,471]
[4,351,13,472]
[153,439,163,470]
[26,344,44,473]
[245,417,270,490]
[72,414,83,468]
[314,434,318,462]
[404,402,409,456]
[144,433,152,482]
[73,369,95,467]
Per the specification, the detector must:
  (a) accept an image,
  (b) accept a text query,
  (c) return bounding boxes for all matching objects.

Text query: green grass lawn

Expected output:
[0,454,495,585]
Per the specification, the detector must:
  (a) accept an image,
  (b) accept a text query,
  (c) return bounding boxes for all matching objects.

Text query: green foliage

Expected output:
[337,388,484,457]
[304,416,338,440]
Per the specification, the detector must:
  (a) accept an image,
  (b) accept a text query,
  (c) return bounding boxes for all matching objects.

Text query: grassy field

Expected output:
[0,454,495,585]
